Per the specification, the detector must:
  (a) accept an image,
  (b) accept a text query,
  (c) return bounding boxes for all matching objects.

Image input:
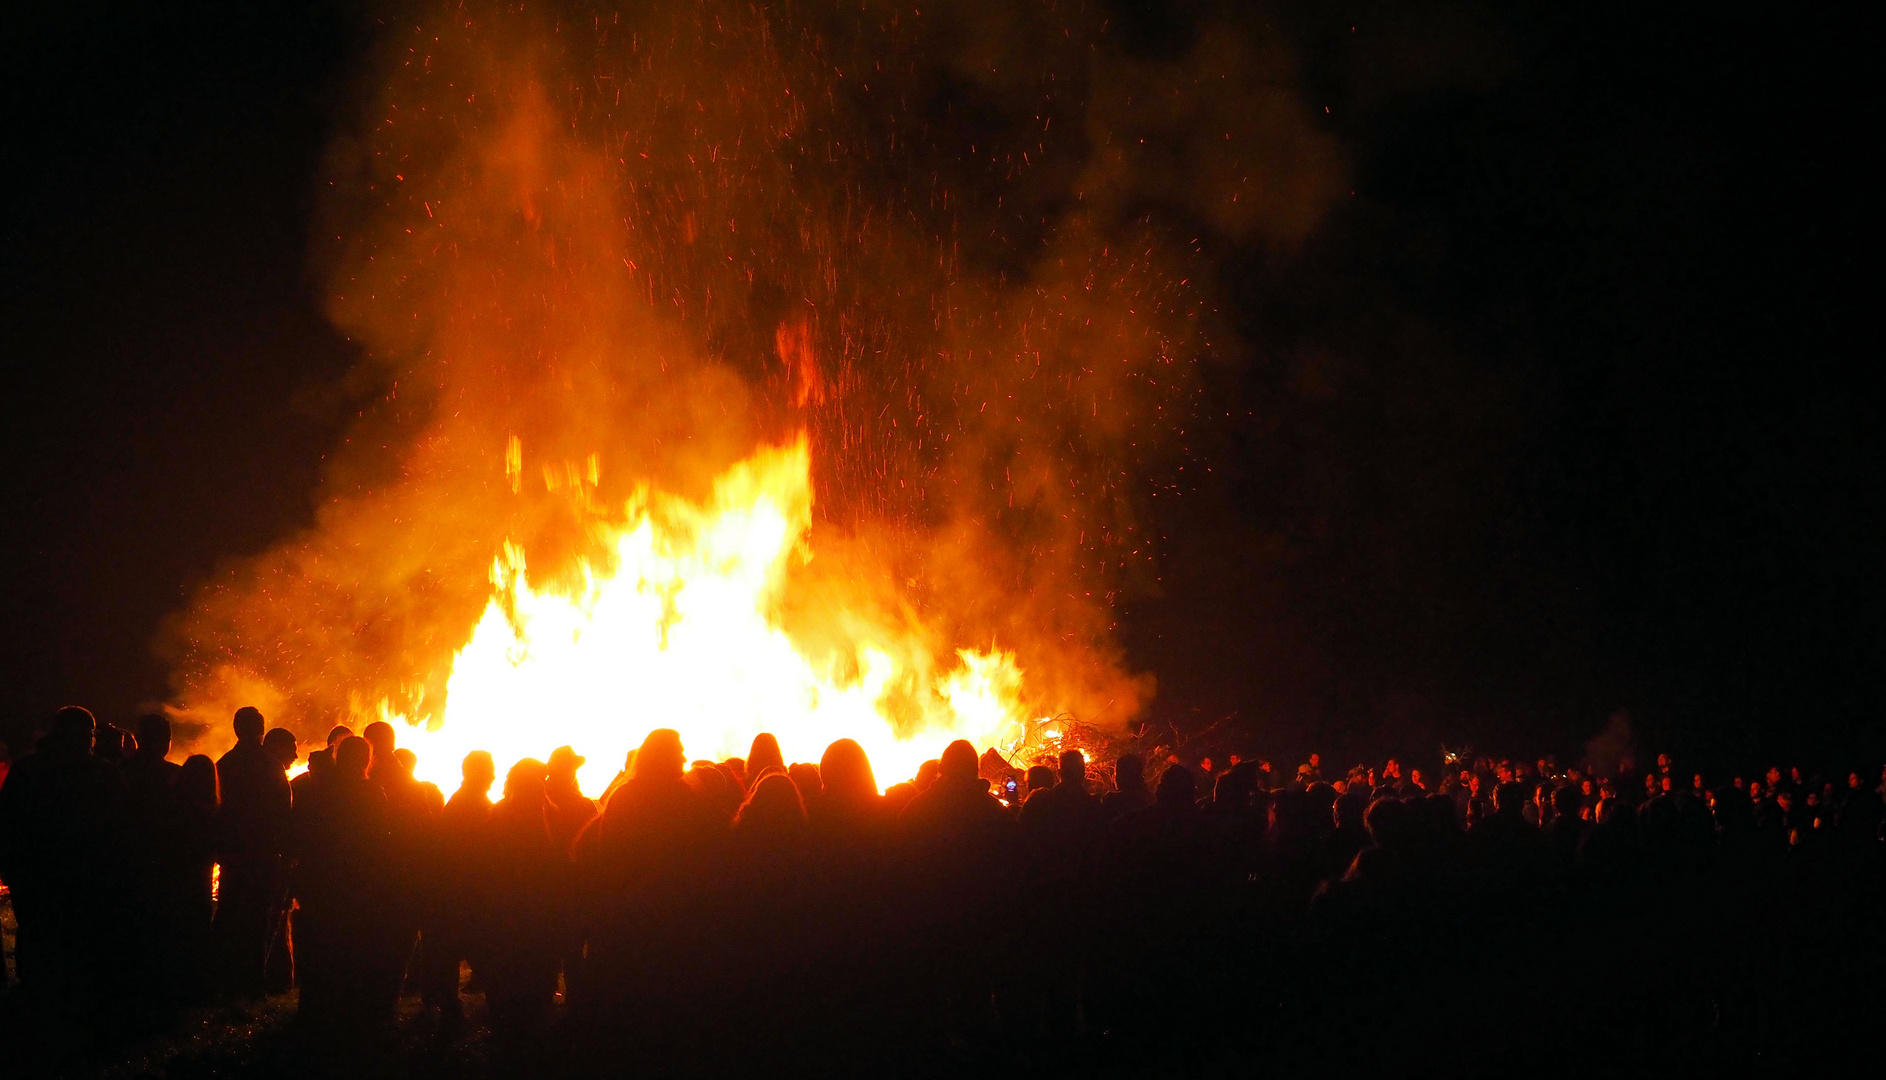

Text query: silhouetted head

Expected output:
[232,706,265,744]
[362,721,396,765]
[504,758,548,805]
[1493,781,1530,818]
[1059,749,1087,790]
[1156,764,1196,809]
[334,736,371,780]
[1026,765,1056,793]
[179,754,218,805]
[461,750,496,790]
[392,747,417,777]
[1365,797,1410,848]
[1217,769,1255,808]
[1709,785,1754,833]
[94,723,130,761]
[736,772,808,843]
[1114,753,1145,794]
[263,728,298,769]
[307,747,332,776]
[1335,789,1370,830]
[325,725,352,748]
[788,761,823,800]
[135,713,172,760]
[633,729,686,782]
[746,733,785,786]
[690,762,739,818]
[914,758,942,792]
[939,740,978,785]
[819,738,878,803]
[548,745,586,785]
[49,706,97,755]
[1551,784,1583,818]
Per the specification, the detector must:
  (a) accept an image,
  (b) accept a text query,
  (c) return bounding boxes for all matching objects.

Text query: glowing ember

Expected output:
[389,437,1031,794]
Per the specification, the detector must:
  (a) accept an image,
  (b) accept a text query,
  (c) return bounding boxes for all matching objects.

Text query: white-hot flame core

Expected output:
[395,439,1029,795]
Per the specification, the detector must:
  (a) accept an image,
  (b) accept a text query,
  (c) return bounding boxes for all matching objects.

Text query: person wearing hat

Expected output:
[543,745,596,1003]
[545,746,596,857]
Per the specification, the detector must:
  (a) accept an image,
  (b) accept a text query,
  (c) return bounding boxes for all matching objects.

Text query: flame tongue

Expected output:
[396,437,1028,795]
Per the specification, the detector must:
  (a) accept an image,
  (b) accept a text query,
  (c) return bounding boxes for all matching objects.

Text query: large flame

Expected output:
[392,437,1028,794]
[165,1,1345,778]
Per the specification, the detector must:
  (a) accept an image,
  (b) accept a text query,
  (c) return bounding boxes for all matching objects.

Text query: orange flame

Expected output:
[391,436,1031,794]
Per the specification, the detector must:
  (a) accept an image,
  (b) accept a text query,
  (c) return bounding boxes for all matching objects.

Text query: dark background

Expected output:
[2,2,1878,773]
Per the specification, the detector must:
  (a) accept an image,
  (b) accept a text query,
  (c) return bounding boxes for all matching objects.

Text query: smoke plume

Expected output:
[163,0,1347,751]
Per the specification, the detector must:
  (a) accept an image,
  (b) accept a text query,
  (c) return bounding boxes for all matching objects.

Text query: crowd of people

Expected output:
[1,703,1882,1075]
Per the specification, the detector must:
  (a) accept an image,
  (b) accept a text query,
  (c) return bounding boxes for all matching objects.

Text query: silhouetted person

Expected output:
[291,735,396,1043]
[121,714,188,1008]
[807,738,885,849]
[93,722,131,764]
[545,745,597,856]
[418,750,495,1030]
[481,759,565,1057]
[0,706,133,1021]
[746,732,786,789]
[291,745,330,804]
[213,706,291,999]
[897,740,1012,1043]
[788,760,823,803]
[735,772,810,854]
[173,755,221,1004]
[260,727,300,994]
[1103,753,1151,820]
[574,729,720,1060]
[121,713,182,803]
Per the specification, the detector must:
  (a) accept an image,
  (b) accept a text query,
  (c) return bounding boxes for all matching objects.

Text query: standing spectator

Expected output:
[0,707,134,1020]
[214,706,291,999]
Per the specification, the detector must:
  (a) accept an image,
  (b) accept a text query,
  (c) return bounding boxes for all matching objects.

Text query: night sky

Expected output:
[3,2,1878,771]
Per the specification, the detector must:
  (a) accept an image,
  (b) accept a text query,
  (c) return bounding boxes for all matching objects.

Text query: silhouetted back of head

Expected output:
[1115,753,1145,793]
[362,720,396,763]
[263,727,298,769]
[819,738,877,802]
[392,747,417,776]
[335,736,371,780]
[136,713,172,760]
[746,732,785,786]
[504,758,549,806]
[308,748,332,776]
[1336,789,1370,830]
[325,725,352,748]
[1493,781,1529,818]
[548,745,585,783]
[940,740,979,785]
[634,729,687,782]
[49,705,97,755]
[788,761,822,800]
[180,754,218,805]
[1157,765,1196,809]
[736,772,807,840]
[233,706,265,744]
[686,762,736,818]
[915,758,941,791]
[1026,765,1055,793]
[1551,784,1583,818]
[462,750,496,788]
[1059,749,1087,789]
[1365,797,1409,848]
